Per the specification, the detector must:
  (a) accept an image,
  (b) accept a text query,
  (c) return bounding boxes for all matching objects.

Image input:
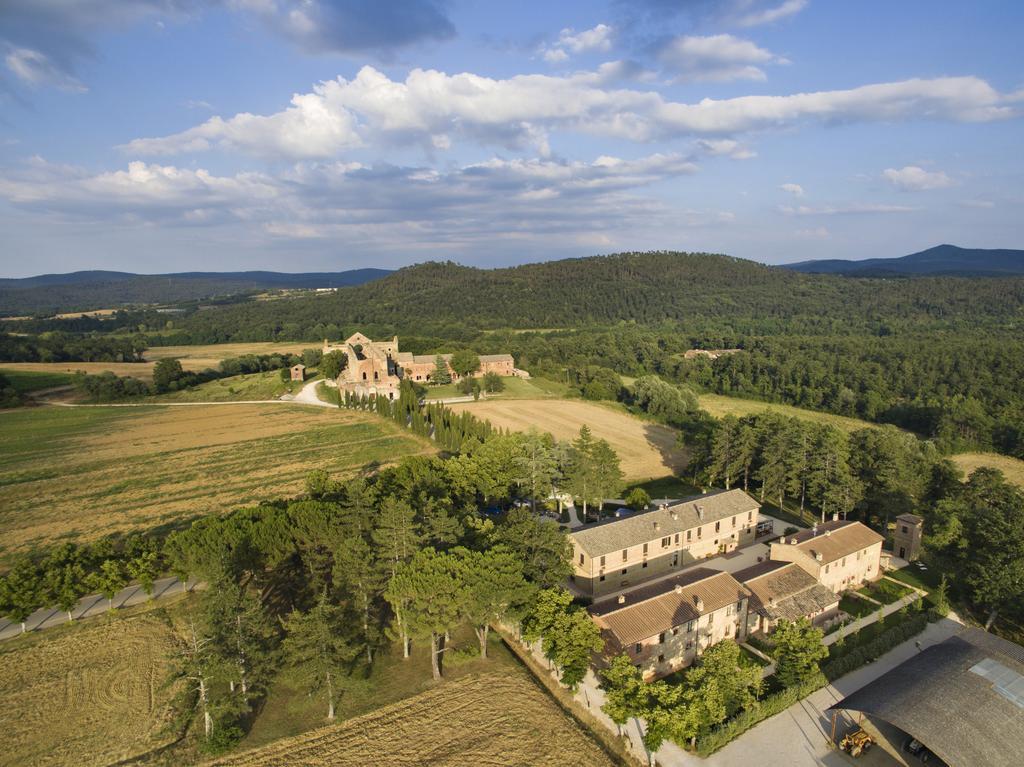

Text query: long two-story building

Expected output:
[568,489,760,599]
[589,568,751,681]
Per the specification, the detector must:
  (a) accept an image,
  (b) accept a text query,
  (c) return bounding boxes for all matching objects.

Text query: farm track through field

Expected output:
[206,672,617,767]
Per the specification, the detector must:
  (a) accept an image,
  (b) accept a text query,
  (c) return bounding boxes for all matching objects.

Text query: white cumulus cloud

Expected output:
[780,182,804,196]
[121,68,1018,160]
[882,165,954,191]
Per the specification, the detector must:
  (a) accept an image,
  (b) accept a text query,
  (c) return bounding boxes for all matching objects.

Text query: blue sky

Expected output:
[0,0,1021,277]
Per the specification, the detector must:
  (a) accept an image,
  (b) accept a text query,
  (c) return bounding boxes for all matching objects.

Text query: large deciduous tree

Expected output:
[770,618,828,688]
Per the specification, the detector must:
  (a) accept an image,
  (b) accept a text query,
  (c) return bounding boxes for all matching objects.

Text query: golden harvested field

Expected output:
[144,342,315,369]
[952,452,1024,488]
[0,613,179,767]
[449,399,685,480]
[0,404,433,555]
[697,393,878,433]
[0,360,164,381]
[0,343,317,383]
[208,671,617,767]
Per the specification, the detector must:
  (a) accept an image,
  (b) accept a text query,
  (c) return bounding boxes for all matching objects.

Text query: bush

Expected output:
[696,674,826,756]
[198,724,245,755]
[821,613,928,681]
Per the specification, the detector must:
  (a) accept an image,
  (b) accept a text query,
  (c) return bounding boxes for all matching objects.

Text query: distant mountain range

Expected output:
[0,268,392,316]
[783,244,1024,276]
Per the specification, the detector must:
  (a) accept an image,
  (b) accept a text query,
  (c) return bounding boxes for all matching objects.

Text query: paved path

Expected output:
[0,575,201,641]
[823,584,926,647]
[291,379,333,407]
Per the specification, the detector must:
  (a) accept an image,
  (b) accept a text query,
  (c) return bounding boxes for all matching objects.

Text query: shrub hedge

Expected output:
[696,610,934,755]
[695,674,826,756]
[821,612,929,681]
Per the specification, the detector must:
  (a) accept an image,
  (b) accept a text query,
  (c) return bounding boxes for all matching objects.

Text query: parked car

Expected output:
[903,737,935,763]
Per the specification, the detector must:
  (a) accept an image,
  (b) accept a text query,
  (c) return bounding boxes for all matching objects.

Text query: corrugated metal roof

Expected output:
[570,489,760,557]
[830,628,1024,767]
[589,568,750,646]
[775,520,883,564]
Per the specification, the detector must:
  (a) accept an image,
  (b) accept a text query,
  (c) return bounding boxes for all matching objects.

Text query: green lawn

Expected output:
[863,579,915,605]
[839,595,877,619]
[0,368,75,393]
[623,475,701,500]
[827,607,923,661]
[152,369,316,402]
[424,375,568,401]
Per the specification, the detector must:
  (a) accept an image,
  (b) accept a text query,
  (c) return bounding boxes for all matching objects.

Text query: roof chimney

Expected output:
[812,523,818,537]
[768,596,775,607]
[790,537,798,544]
[654,521,661,531]
[696,504,705,520]
[694,596,705,612]
[825,529,832,537]
[814,552,823,562]
[617,595,626,605]
[671,510,679,521]
[674,584,684,595]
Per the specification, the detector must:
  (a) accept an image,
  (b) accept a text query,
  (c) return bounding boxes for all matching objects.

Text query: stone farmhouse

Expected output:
[323,332,514,400]
[769,519,884,594]
[568,489,760,599]
[589,568,751,681]
[733,560,840,636]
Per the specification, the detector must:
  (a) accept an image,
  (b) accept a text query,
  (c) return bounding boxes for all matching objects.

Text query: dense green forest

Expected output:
[4,252,1022,456]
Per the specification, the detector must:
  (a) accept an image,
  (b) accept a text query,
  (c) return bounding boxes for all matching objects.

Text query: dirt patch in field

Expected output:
[0,361,162,380]
[449,399,686,480]
[0,614,179,767]
[207,671,616,767]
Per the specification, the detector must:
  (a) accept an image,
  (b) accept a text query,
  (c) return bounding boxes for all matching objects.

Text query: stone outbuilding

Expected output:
[892,513,924,562]
[289,364,306,382]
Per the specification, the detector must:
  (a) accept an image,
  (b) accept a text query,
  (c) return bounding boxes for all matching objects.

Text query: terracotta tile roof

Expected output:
[776,520,883,565]
[588,568,750,646]
[570,489,760,557]
[734,561,839,622]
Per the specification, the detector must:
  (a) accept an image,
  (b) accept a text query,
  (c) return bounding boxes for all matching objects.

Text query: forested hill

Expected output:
[170,251,1024,340]
[784,244,1024,276]
[0,268,391,316]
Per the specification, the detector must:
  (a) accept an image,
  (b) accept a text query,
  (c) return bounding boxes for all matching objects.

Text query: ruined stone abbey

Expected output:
[323,332,514,399]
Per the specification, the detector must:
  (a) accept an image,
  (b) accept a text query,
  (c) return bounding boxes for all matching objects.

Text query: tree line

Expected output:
[0,331,146,363]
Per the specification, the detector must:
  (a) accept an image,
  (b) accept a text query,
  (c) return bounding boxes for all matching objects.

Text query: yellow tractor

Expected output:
[840,728,874,758]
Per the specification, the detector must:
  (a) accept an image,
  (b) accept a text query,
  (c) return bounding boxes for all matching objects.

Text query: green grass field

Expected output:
[0,368,75,393]
[152,369,318,402]
[697,393,879,433]
[424,375,569,400]
[0,403,433,558]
